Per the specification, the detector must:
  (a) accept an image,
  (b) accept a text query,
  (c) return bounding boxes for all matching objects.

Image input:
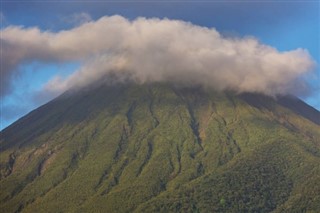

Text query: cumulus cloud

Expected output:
[0,15,316,98]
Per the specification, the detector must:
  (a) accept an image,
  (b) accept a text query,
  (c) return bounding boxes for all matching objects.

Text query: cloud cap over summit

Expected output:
[1,15,316,97]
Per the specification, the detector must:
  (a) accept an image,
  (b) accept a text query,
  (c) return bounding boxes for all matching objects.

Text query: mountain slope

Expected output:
[1,83,319,213]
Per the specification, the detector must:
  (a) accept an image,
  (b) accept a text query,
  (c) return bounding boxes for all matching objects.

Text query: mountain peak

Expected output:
[1,83,319,212]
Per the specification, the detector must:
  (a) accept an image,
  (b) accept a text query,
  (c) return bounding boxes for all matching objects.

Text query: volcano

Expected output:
[0,83,319,213]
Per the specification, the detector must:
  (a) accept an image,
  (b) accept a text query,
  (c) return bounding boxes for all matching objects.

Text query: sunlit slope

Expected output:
[0,83,319,213]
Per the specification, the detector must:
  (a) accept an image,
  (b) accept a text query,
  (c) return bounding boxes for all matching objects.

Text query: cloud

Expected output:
[0,12,4,23]
[0,15,316,98]
[60,12,92,26]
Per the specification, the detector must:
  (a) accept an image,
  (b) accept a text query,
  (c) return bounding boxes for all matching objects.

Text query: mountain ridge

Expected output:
[0,83,319,213]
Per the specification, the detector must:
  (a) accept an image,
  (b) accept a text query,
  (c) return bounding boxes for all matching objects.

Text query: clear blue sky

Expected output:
[1,1,319,130]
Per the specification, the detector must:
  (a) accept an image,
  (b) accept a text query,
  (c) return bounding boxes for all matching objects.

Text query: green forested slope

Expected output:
[0,83,319,213]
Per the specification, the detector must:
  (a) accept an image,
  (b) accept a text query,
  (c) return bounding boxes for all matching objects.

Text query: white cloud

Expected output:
[60,12,92,26]
[0,15,316,98]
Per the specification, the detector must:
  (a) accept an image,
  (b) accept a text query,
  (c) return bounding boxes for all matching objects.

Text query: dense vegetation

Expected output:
[0,83,319,213]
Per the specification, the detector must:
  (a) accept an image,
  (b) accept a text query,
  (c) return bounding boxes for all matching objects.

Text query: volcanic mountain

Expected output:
[0,83,319,213]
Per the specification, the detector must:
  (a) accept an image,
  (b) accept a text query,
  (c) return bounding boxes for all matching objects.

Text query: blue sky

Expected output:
[1,1,319,130]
